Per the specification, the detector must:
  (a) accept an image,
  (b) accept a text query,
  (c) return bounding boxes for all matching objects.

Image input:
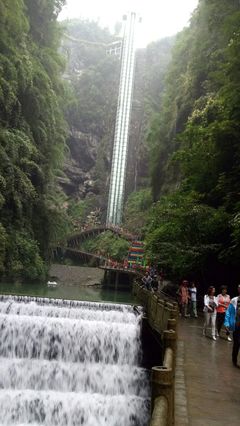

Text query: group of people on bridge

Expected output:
[178,280,240,368]
[103,258,144,271]
[141,268,165,292]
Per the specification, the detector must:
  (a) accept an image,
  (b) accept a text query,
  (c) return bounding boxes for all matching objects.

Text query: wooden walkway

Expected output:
[175,317,240,426]
[67,225,137,248]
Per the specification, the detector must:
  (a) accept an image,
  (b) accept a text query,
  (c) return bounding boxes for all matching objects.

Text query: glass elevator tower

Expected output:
[106,12,138,226]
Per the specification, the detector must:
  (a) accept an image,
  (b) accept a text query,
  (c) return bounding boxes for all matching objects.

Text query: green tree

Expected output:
[82,231,130,262]
[145,192,229,278]
[146,1,240,284]
[124,189,152,234]
[0,0,67,281]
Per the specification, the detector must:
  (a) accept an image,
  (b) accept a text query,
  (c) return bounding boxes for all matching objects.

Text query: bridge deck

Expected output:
[175,317,240,426]
[67,226,137,245]
[99,266,140,275]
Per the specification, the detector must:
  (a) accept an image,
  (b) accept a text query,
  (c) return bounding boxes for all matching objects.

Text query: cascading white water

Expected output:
[0,295,150,425]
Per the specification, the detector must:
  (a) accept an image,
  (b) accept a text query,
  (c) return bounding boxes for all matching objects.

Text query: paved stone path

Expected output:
[175,317,240,426]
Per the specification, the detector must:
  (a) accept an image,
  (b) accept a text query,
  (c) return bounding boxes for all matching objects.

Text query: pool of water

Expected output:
[0,281,136,304]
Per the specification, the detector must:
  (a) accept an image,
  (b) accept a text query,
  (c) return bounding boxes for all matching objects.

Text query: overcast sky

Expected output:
[59,0,199,47]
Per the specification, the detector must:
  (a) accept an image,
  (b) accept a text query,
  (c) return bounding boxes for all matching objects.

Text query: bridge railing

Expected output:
[49,246,107,267]
[66,225,137,248]
[132,282,178,426]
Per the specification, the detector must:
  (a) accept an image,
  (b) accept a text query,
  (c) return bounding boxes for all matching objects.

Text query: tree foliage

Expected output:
[124,189,152,234]
[81,231,130,262]
[0,0,67,281]
[145,192,229,279]
[146,0,240,285]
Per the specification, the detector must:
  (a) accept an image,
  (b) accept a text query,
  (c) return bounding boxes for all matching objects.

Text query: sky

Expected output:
[59,0,199,47]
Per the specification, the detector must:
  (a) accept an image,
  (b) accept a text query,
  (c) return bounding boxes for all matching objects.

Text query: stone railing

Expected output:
[132,282,178,426]
[132,282,178,333]
[150,325,177,426]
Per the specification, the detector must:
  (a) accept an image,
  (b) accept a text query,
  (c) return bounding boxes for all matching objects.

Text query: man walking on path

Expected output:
[224,284,240,367]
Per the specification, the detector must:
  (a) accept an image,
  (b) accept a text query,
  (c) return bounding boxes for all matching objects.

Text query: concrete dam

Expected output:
[0,295,151,425]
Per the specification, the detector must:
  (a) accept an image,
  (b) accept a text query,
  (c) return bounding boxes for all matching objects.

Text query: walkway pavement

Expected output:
[175,317,240,426]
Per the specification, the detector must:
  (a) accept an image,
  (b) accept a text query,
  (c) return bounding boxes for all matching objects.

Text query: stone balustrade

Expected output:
[150,396,168,426]
[133,282,178,425]
[132,282,178,332]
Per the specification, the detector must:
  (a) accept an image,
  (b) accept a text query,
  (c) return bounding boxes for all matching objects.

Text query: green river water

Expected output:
[0,281,136,304]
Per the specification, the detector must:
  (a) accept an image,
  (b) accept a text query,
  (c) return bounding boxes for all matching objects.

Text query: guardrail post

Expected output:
[164,329,177,367]
[164,330,177,354]
[170,306,178,320]
[150,396,168,426]
[151,363,173,426]
[167,318,177,332]
[164,330,177,424]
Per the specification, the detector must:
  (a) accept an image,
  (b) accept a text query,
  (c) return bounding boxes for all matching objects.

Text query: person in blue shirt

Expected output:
[224,284,240,367]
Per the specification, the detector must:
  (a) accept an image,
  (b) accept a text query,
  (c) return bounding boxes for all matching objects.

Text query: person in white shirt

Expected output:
[141,271,152,290]
[189,282,198,317]
[203,286,218,340]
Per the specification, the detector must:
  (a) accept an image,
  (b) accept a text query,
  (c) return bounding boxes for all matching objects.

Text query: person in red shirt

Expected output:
[216,285,231,340]
[178,280,190,317]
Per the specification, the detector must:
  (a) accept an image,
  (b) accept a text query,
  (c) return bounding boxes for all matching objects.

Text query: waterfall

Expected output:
[0,296,150,425]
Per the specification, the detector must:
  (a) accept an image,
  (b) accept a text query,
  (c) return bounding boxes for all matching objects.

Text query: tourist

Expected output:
[149,265,156,277]
[189,282,198,318]
[151,274,158,292]
[216,285,231,340]
[141,271,152,291]
[178,280,190,318]
[203,286,218,340]
[224,284,240,367]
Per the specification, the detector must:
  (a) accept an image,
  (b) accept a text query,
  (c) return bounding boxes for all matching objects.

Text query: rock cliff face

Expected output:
[59,21,118,215]
[60,130,100,199]
[60,20,174,216]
